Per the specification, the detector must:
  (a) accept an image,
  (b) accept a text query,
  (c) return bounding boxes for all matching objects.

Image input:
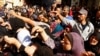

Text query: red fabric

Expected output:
[69,9,73,16]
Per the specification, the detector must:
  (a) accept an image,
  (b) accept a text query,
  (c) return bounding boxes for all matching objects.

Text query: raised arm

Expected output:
[8,10,35,27]
[51,11,75,27]
[51,11,64,20]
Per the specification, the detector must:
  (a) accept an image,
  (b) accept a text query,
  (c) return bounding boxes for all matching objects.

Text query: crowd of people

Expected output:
[0,0,100,56]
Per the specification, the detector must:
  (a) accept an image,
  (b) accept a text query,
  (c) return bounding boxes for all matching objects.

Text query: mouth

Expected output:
[90,40,98,45]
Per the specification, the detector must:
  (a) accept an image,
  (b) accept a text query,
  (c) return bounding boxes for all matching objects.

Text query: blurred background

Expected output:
[0,0,100,9]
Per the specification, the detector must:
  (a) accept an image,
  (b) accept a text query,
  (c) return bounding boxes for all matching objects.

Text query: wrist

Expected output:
[40,30,45,35]
[40,30,49,41]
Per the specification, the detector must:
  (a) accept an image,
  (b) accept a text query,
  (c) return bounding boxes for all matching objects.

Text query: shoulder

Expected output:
[88,21,94,28]
[70,32,80,37]
[17,28,30,37]
[67,16,73,20]
[70,32,83,40]
[88,21,94,26]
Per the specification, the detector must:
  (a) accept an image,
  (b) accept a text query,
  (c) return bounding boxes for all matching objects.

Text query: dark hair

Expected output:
[34,43,54,56]
[0,26,8,36]
[9,18,25,32]
[88,32,100,42]
[0,26,7,51]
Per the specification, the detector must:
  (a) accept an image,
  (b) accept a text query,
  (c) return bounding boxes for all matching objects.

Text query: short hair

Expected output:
[89,32,100,42]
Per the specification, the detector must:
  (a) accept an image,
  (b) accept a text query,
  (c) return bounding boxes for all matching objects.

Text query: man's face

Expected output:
[78,13,86,22]
[63,8,69,16]
[61,36,72,51]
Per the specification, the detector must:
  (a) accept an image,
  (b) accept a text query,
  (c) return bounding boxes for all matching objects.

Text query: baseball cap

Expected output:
[78,8,88,16]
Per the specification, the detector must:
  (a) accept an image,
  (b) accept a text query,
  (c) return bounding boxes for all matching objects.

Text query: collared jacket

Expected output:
[61,18,94,41]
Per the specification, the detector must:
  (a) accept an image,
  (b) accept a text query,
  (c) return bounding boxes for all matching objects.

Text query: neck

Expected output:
[65,14,69,17]
[81,20,87,25]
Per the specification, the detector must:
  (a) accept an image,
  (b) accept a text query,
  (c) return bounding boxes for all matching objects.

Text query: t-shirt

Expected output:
[17,29,32,46]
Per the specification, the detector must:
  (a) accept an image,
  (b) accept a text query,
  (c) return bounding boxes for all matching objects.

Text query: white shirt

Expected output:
[17,28,32,46]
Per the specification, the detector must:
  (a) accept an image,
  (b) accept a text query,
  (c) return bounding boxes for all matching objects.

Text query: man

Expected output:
[53,7,94,41]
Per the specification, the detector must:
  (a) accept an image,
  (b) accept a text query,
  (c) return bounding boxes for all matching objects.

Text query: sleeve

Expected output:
[43,36,55,49]
[17,30,32,46]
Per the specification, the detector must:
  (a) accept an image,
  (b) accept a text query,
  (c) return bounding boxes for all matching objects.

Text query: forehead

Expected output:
[63,7,69,10]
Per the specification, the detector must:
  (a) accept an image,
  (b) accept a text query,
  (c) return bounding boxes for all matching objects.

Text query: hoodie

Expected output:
[70,32,85,56]
[54,32,86,56]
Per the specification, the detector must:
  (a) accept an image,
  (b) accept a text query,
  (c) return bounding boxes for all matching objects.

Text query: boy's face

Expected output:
[61,36,72,51]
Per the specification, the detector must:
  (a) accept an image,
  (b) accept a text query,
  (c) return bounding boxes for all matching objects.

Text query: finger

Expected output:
[31,33,39,38]
[31,26,39,34]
